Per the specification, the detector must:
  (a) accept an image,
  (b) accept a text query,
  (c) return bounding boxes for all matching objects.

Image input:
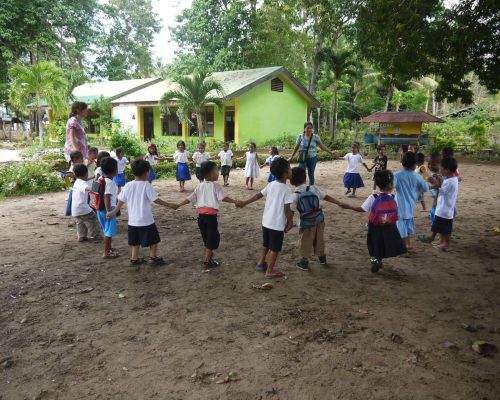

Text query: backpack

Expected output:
[89,176,106,211]
[368,192,398,225]
[296,186,324,228]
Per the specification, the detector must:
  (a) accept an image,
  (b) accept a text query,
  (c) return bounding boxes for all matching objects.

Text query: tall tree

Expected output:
[8,62,68,141]
[159,71,224,140]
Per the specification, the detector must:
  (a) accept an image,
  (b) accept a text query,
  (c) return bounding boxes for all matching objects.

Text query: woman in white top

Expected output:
[343,142,370,197]
[240,142,260,190]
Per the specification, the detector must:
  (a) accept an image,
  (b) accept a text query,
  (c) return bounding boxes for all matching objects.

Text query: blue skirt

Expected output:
[148,165,156,182]
[343,172,364,188]
[268,172,277,182]
[114,173,126,187]
[176,162,191,181]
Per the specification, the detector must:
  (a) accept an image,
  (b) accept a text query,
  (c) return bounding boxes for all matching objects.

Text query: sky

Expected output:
[152,0,193,63]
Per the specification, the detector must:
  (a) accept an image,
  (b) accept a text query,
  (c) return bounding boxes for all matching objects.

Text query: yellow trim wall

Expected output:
[378,122,422,135]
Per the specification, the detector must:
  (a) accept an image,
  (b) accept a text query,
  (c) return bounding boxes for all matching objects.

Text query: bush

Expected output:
[0,162,65,198]
[108,128,146,157]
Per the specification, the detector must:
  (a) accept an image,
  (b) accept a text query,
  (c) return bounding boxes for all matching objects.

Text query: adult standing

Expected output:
[64,101,89,163]
[289,122,337,185]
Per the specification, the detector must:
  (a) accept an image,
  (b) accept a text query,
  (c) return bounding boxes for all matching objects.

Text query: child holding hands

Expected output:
[343,142,370,197]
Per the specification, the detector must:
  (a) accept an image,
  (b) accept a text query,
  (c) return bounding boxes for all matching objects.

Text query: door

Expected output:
[225,111,235,142]
[143,107,154,141]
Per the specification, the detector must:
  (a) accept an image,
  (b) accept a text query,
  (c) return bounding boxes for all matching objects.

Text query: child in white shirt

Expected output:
[113,146,128,193]
[108,160,177,266]
[94,151,111,180]
[174,161,240,269]
[71,164,101,242]
[192,142,211,183]
[218,142,233,186]
[240,157,295,279]
[343,142,370,197]
[168,140,191,192]
[85,147,98,179]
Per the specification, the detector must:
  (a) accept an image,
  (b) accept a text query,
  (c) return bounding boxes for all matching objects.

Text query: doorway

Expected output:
[224,111,235,142]
[143,107,154,141]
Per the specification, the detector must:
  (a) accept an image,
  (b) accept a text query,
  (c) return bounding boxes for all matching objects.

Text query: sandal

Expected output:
[130,258,145,266]
[265,271,285,279]
[148,256,165,266]
[255,262,268,272]
[102,250,119,259]
[78,237,88,242]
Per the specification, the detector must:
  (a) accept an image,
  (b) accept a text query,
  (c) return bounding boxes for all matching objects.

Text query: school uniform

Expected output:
[265,155,281,182]
[96,177,118,238]
[431,177,458,236]
[244,152,260,178]
[174,150,191,181]
[117,180,161,247]
[192,152,210,181]
[218,150,233,176]
[113,157,128,187]
[145,153,157,182]
[343,153,365,188]
[71,178,100,239]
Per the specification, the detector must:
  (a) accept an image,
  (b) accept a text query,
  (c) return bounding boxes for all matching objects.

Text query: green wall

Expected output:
[214,107,224,141]
[237,79,307,144]
[153,106,161,137]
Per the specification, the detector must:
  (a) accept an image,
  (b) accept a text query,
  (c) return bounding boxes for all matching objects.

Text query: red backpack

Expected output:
[89,176,106,211]
[368,192,398,225]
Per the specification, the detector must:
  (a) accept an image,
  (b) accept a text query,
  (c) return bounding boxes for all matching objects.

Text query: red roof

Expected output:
[360,112,444,123]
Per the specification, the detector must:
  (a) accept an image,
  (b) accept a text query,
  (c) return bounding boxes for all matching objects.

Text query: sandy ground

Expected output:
[1,160,499,400]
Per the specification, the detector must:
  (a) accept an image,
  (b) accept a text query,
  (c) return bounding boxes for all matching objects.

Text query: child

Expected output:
[71,164,101,242]
[96,157,119,259]
[394,152,428,250]
[441,146,461,181]
[64,150,85,217]
[94,151,111,180]
[192,143,211,183]
[144,144,162,183]
[174,161,240,268]
[370,145,388,191]
[419,157,459,251]
[107,160,177,266]
[172,140,191,192]
[343,142,370,197]
[261,146,280,182]
[239,157,294,279]
[427,152,442,224]
[114,147,128,193]
[85,147,98,178]
[242,142,259,190]
[290,167,343,270]
[416,152,427,211]
[340,170,407,272]
[218,142,233,186]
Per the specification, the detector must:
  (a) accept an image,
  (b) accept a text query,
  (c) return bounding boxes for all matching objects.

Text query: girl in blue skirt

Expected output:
[343,142,370,197]
[172,140,191,192]
[144,143,162,183]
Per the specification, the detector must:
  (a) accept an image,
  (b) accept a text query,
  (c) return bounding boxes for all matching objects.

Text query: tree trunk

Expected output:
[196,112,205,141]
[424,90,429,113]
[330,81,338,141]
[308,39,321,93]
[37,108,45,142]
[432,93,436,115]
[384,85,393,112]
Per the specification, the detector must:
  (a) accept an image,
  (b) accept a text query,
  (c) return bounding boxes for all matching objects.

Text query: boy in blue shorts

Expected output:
[394,152,428,251]
[97,157,119,259]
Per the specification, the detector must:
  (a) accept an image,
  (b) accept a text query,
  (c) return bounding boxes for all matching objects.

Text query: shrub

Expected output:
[108,128,146,157]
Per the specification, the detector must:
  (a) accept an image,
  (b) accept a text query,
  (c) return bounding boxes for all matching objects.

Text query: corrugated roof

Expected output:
[72,78,162,103]
[360,112,444,123]
[111,67,320,107]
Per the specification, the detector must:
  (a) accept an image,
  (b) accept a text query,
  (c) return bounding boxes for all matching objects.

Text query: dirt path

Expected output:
[1,160,499,400]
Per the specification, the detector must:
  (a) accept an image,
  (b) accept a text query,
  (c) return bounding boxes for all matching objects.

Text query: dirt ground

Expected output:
[1,160,499,400]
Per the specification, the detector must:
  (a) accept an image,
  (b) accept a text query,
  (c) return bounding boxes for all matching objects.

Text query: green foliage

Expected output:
[90,96,112,135]
[261,134,297,150]
[46,121,67,145]
[108,129,146,157]
[0,162,65,198]
[392,89,427,112]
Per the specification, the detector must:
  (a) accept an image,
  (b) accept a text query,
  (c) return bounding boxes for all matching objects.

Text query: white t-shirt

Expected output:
[218,150,233,166]
[436,176,458,219]
[94,166,103,178]
[71,179,92,216]
[117,180,159,226]
[115,157,128,174]
[361,194,376,212]
[291,184,326,227]
[174,150,190,163]
[261,181,295,231]
[145,153,157,166]
[192,151,210,167]
[104,177,118,208]
[187,181,225,210]
[344,153,364,173]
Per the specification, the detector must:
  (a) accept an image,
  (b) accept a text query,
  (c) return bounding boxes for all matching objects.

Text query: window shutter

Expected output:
[271,78,283,92]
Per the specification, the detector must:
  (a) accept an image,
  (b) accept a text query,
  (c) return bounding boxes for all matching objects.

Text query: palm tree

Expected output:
[8,62,69,141]
[159,71,224,140]
[410,76,439,114]
[317,48,358,140]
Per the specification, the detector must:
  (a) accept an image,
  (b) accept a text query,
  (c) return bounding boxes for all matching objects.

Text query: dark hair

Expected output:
[96,151,111,167]
[70,150,83,162]
[200,160,218,179]
[270,146,279,156]
[290,167,307,186]
[352,142,359,149]
[376,144,385,151]
[177,140,186,149]
[303,121,313,131]
[197,142,206,148]
[115,146,124,155]
[131,159,150,177]
[69,101,88,118]
[441,157,458,173]
[101,157,118,175]
[88,147,98,155]
[223,142,229,147]
[441,146,454,158]
[401,151,417,169]
[374,170,394,190]
[416,152,425,165]
[270,157,290,180]
[249,142,256,148]
[429,151,441,162]
[147,143,158,156]
[73,164,88,179]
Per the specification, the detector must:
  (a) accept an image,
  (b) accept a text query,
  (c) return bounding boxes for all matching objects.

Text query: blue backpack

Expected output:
[296,186,324,228]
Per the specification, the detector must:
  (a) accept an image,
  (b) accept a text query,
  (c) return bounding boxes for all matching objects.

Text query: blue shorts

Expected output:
[396,218,414,238]
[114,173,126,187]
[97,208,118,238]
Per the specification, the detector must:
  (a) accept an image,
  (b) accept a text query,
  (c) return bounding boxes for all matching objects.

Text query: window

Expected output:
[187,107,214,137]
[162,110,182,136]
[271,78,283,92]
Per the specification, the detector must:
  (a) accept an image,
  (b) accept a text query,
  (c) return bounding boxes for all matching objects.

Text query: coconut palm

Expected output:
[410,76,439,114]
[8,62,69,141]
[317,48,358,140]
[159,71,224,140]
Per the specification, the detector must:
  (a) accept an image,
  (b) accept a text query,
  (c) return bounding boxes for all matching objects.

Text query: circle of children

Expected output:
[64,124,459,277]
